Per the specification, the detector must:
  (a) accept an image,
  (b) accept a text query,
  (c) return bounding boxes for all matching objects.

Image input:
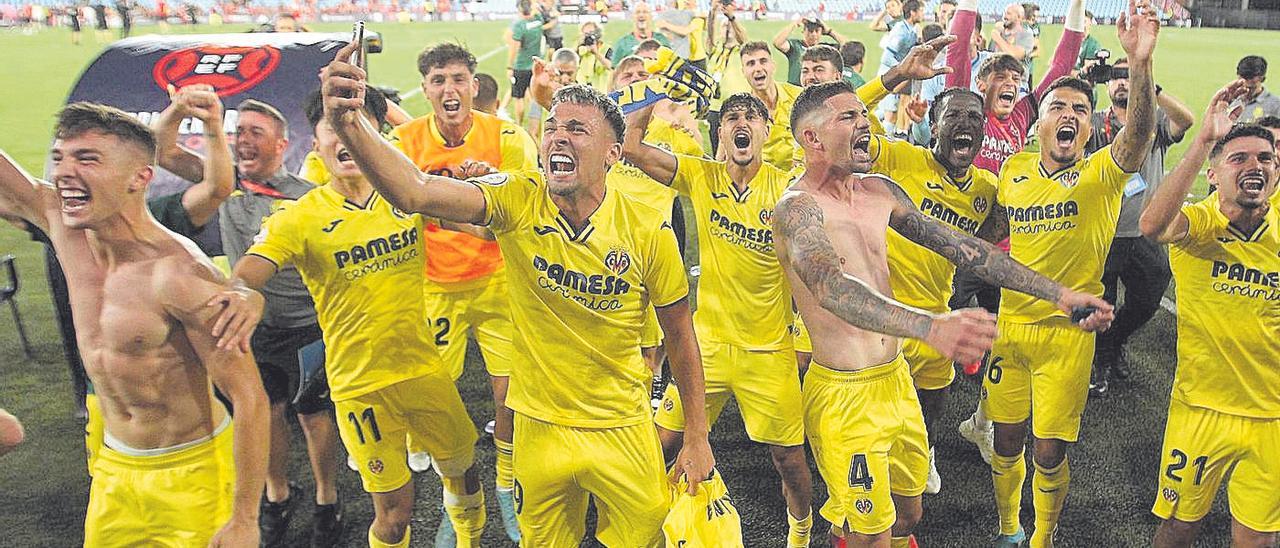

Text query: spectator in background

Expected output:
[772,14,846,86]
[936,0,957,28]
[878,0,923,134]
[549,48,579,87]
[686,6,707,70]
[656,0,695,59]
[1075,10,1101,74]
[799,43,842,88]
[839,40,866,87]
[114,0,131,38]
[1236,55,1280,123]
[869,0,902,32]
[507,0,550,135]
[1085,58,1194,394]
[475,72,501,115]
[66,4,82,45]
[575,21,612,90]
[0,408,21,457]
[537,0,562,52]
[274,12,309,31]
[988,2,1036,89]
[92,2,108,42]
[705,0,749,154]
[609,2,669,64]
[1022,3,1041,82]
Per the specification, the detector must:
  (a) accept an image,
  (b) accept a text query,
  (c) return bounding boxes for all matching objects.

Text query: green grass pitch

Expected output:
[1,16,1276,546]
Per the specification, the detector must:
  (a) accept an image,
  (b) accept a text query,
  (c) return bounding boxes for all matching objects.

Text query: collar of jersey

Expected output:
[925,149,974,192]
[428,113,476,148]
[1223,207,1273,243]
[1036,158,1082,181]
[321,184,381,211]
[550,188,611,243]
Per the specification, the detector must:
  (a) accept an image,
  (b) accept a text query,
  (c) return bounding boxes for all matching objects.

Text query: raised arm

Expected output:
[1031,0,1085,99]
[945,0,978,89]
[881,34,957,93]
[773,190,996,362]
[880,179,1114,330]
[771,20,796,53]
[0,149,54,231]
[157,258,268,548]
[621,102,678,185]
[1110,0,1161,173]
[176,86,234,227]
[870,3,896,32]
[823,22,847,44]
[153,85,211,183]
[321,41,488,224]
[1141,81,1246,243]
[1158,90,1196,141]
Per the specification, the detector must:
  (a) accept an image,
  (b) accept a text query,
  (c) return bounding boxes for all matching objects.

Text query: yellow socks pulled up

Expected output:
[442,479,487,548]
[786,508,812,547]
[495,437,514,491]
[368,526,410,548]
[991,451,1027,536]
[1030,458,1070,548]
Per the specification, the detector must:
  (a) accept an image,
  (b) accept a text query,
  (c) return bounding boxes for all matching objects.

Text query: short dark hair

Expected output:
[839,40,865,67]
[939,0,957,7]
[236,99,289,139]
[928,87,984,126]
[802,18,824,32]
[1253,116,1280,130]
[1043,76,1097,110]
[1022,2,1039,18]
[801,44,842,68]
[636,39,663,54]
[418,42,477,77]
[790,80,856,134]
[977,54,1025,80]
[1085,9,1095,20]
[1238,55,1268,80]
[740,40,771,58]
[475,73,499,107]
[303,87,388,130]
[721,92,771,122]
[903,0,923,15]
[1211,123,1275,160]
[55,102,156,158]
[921,23,944,43]
[552,84,625,144]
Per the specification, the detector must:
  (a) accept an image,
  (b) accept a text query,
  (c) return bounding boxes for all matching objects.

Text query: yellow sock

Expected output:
[786,508,812,547]
[1030,458,1070,548]
[442,479,487,547]
[991,451,1026,536]
[368,526,410,548]
[495,437,514,490]
[890,536,913,548]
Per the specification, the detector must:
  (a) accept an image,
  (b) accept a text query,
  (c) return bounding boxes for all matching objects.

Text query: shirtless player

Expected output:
[0,104,269,546]
[773,81,1112,547]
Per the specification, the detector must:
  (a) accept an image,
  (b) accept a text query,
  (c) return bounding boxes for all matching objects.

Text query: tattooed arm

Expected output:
[974,200,1009,244]
[774,190,999,364]
[879,179,1115,330]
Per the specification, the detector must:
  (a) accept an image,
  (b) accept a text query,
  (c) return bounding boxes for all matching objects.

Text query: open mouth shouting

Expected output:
[548,151,577,177]
[58,185,91,214]
[996,89,1017,110]
[1238,170,1268,195]
[851,132,872,163]
[442,99,462,113]
[732,128,751,150]
[1054,123,1079,149]
[951,132,976,155]
[336,146,355,167]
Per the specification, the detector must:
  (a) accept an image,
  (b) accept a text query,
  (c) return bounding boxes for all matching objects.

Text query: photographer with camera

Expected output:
[1083,56,1194,395]
[771,14,846,86]
[575,21,612,90]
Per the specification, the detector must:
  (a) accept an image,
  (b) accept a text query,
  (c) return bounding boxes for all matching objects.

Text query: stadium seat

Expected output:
[0,255,32,359]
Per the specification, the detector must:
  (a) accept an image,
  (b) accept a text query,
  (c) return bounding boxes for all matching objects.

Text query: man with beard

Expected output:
[739,41,804,171]
[321,38,715,545]
[800,44,844,88]
[1139,82,1280,548]
[388,42,538,544]
[776,80,1110,548]
[773,15,847,87]
[976,0,1160,544]
[153,97,341,546]
[1084,57,1194,394]
[623,92,814,547]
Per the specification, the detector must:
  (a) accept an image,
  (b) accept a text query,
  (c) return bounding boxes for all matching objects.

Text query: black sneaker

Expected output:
[311,499,344,548]
[1089,362,1110,397]
[1111,347,1132,381]
[259,483,299,548]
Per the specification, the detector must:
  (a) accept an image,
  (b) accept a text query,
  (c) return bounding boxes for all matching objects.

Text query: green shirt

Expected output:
[784,38,806,86]
[608,32,670,65]
[511,15,544,70]
[1076,35,1102,70]
[842,68,866,89]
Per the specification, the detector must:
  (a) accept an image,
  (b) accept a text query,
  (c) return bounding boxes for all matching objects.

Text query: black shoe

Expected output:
[1089,362,1110,397]
[311,499,344,548]
[260,483,299,548]
[1111,347,1132,381]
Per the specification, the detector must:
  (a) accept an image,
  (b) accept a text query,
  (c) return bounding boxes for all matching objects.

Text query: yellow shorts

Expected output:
[804,355,929,535]
[85,424,235,546]
[792,314,812,354]
[1152,399,1280,532]
[512,413,669,547]
[904,337,954,391]
[425,274,516,379]
[85,392,104,475]
[640,305,664,348]
[982,317,1094,442]
[336,373,479,493]
[655,342,803,446]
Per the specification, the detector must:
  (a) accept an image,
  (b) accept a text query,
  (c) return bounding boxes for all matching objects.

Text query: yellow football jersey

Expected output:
[997,147,1130,323]
[475,170,690,428]
[871,135,999,312]
[1168,198,1280,418]
[607,117,704,214]
[247,186,440,401]
[763,82,804,172]
[672,154,794,349]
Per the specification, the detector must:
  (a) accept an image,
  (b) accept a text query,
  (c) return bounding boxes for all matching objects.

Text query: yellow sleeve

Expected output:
[246,204,304,268]
[868,134,916,174]
[856,77,890,136]
[1177,200,1217,245]
[1095,145,1137,193]
[671,127,705,157]
[472,171,534,233]
[646,219,691,308]
[499,121,540,171]
[670,153,711,195]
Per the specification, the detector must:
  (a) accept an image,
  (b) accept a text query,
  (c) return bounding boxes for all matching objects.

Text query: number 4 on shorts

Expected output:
[848,453,874,490]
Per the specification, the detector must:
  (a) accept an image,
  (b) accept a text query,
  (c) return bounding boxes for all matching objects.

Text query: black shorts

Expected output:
[511,69,533,99]
[250,323,331,414]
[546,36,564,50]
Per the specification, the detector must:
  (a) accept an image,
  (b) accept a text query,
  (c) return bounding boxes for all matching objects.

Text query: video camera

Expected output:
[1082,49,1128,84]
[582,29,603,46]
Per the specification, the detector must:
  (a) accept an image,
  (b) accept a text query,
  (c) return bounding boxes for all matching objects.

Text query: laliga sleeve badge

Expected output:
[470,172,511,186]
